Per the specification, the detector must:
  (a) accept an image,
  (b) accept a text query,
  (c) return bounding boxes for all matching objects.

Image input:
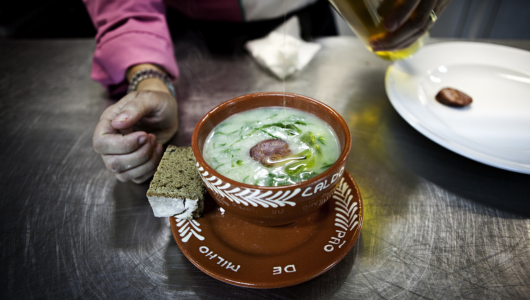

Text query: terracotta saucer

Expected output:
[170,171,363,289]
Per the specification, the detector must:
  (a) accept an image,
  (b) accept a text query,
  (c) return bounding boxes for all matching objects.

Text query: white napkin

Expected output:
[245,16,322,79]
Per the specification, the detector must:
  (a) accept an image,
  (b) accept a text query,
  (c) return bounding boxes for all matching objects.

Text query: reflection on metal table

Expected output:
[1,37,529,299]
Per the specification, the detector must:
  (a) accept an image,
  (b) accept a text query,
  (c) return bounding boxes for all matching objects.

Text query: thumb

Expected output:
[111,92,159,130]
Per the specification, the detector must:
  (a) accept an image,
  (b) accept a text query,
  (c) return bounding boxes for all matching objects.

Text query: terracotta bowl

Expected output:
[191,92,351,226]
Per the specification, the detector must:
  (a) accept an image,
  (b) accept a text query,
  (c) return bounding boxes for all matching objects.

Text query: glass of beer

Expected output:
[329,0,437,60]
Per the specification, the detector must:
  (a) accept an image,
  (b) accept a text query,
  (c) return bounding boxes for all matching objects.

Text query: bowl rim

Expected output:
[191,92,351,191]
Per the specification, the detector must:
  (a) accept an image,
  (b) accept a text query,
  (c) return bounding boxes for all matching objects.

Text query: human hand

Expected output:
[93,71,178,183]
[370,0,452,51]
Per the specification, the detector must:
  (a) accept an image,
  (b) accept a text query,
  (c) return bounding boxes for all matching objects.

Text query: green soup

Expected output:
[203,107,340,186]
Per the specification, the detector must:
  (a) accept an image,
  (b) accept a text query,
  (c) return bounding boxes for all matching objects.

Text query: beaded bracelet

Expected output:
[127,69,176,98]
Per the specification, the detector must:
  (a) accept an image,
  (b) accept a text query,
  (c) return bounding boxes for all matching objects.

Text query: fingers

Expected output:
[382,0,422,32]
[131,168,159,184]
[93,97,147,155]
[109,90,179,145]
[102,134,156,173]
[92,90,178,184]
[114,139,163,183]
[93,126,148,155]
[99,132,164,183]
[93,90,171,155]
[110,91,163,131]
[371,0,438,51]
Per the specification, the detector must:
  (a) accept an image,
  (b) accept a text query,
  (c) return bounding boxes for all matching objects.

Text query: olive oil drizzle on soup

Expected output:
[203,107,340,187]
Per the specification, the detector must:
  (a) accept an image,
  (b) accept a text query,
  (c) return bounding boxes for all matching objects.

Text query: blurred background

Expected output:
[1,0,529,40]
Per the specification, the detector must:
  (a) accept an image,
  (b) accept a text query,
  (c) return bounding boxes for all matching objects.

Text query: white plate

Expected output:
[385,42,530,174]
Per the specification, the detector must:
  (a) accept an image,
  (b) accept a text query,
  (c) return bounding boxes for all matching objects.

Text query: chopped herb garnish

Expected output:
[214,130,238,136]
[282,149,315,176]
[299,171,317,180]
[260,122,302,134]
[321,163,334,169]
[300,132,316,146]
[285,124,302,135]
[285,164,306,176]
[267,173,293,186]
[222,148,241,154]
[258,129,281,139]
[229,121,306,145]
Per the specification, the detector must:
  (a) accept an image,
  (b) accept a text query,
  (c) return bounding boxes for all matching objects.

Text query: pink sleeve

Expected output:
[83,0,179,96]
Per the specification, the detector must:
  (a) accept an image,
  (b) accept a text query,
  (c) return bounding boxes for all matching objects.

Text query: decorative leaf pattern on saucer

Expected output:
[333,177,359,231]
[176,219,204,242]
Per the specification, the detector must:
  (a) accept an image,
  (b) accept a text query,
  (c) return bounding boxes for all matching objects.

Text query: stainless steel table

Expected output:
[1,37,529,299]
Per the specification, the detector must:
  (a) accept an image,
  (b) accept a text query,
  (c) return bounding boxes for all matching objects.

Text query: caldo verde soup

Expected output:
[203,107,340,186]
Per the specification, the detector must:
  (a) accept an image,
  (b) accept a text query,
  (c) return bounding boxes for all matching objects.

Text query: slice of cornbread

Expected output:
[147,146,205,220]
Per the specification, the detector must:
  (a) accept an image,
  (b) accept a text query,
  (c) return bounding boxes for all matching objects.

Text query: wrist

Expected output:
[136,77,171,94]
[127,64,176,98]
[127,63,165,81]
